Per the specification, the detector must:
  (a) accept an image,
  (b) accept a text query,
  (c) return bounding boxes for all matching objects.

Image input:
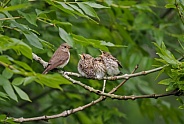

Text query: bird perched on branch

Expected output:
[42,43,71,74]
[100,51,122,76]
[93,57,106,79]
[78,54,95,78]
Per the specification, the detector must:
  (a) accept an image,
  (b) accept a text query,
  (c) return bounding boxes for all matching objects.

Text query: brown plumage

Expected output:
[42,43,71,74]
[100,51,122,76]
[93,57,106,79]
[77,54,95,78]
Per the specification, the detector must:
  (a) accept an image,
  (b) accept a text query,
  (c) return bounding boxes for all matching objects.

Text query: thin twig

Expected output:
[0,16,21,21]
[32,53,48,68]
[11,53,183,123]
[109,64,139,94]
[12,65,181,123]
[12,65,137,122]
[102,80,106,92]
[32,52,184,81]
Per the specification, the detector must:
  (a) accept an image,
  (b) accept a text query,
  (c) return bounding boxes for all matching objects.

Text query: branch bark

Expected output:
[11,53,183,123]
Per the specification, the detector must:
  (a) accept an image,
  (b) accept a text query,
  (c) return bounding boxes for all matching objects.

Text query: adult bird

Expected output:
[42,43,71,74]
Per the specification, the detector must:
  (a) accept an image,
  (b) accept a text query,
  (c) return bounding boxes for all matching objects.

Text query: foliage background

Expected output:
[0,0,184,124]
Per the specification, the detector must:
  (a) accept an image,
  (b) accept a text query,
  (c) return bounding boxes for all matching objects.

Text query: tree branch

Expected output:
[32,52,167,80]
[32,53,48,68]
[11,53,183,123]
[12,62,181,123]
[32,53,184,98]
[13,64,137,122]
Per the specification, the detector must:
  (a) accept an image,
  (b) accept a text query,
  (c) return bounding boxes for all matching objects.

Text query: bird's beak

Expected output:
[79,54,83,59]
[100,50,104,54]
[67,45,72,49]
[79,54,82,57]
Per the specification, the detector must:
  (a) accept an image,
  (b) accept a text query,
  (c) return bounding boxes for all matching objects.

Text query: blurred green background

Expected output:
[0,0,184,123]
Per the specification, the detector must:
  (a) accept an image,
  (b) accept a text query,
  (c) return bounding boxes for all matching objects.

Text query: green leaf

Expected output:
[51,20,72,31]
[154,42,179,65]
[83,2,109,8]
[24,32,43,49]
[23,76,36,85]
[0,37,32,60]
[35,73,71,90]
[0,56,12,64]
[158,78,172,85]
[165,4,176,9]
[45,0,98,23]
[0,114,6,120]
[100,41,115,47]
[68,4,84,14]
[18,11,37,26]
[0,75,17,101]
[0,92,9,101]
[57,2,74,11]
[18,44,32,60]
[0,35,12,52]
[11,38,32,60]
[2,68,13,79]
[13,60,33,72]
[77,3,99,19]
[88,39,109,51]
[0,4,29,12]
[46,0,75,17]
[166,82,175,91]
[157,53,177,65]
[13,85,31,102]
[35,9,53,16]
[135,4,155,14]
[72,34,109,51]
[154,58,167,64]
[77,112,91,124]
[59,27,74,47]
[12,77,24,86]
[155,68,165,80]
[178,105,184,109]
[100,41,126,47]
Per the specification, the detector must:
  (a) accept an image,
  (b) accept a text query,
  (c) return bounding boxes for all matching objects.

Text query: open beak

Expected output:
[79,54,84,59]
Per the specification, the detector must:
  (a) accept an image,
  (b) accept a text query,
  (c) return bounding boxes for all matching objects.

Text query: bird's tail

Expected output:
[42,70,48,74]
[42,67,49,74]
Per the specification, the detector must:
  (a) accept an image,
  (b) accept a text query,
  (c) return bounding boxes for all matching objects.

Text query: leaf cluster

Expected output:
[0,0,184,123]
[155,42,184,91]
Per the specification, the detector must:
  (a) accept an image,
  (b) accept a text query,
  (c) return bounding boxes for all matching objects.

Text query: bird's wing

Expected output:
[111,56,123,68]
[49,50,69,68]
[117,60,123,68]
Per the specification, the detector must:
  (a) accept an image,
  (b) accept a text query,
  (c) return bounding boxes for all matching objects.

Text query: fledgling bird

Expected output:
[100,51,122,76]
[93,57,106,79]
[77,54,95,78]
[42,43,71,74]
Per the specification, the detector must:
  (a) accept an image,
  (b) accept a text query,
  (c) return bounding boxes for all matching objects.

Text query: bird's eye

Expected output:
[64,46,67,48]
